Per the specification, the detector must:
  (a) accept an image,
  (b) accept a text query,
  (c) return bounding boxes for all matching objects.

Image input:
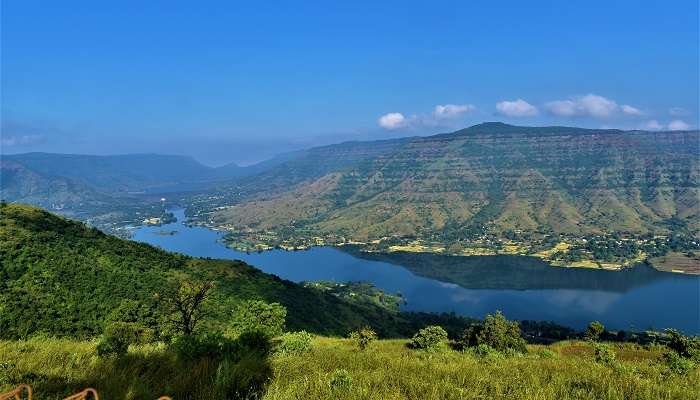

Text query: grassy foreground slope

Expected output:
[0,203,464,339]
[1,337,697,400]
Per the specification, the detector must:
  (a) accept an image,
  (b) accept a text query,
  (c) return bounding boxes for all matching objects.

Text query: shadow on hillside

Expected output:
[15,335,273,400]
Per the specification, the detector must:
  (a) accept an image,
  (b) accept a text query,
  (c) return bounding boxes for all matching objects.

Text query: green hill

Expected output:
[0,159,112,209]
[0,203,468,340]
[190,123,699,267]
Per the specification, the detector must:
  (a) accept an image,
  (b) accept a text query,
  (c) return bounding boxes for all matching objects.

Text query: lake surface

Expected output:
[133,209,700,334]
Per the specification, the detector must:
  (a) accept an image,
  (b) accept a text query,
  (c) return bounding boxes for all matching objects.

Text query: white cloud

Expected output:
[669,107,690,117]
[379,103,475,130]
[544,99,578,117]
[495,99,539,117]
[378,112,407,130]
[668,120,690,131]
[576,94,618,118]
[642,120,663,130]
[621,104,643,116]
[544,94,641,119]
[433,104,475,119]
[0,134,44,147]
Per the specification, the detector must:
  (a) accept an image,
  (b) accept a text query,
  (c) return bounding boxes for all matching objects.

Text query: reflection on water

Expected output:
[133,209,700,334]
[340,248,673,292]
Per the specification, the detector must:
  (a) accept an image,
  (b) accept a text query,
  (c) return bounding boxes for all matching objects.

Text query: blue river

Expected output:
[133,209,700,334]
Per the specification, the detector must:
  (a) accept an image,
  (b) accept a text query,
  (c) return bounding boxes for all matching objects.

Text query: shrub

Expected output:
[408,325,448,351]
[349,327,377,351]
[460,311,527,354]
[173,332,232,361]
[234,330,273,357]
[537,348,557,359]
[96,336,127,358]
[214,357,273,399]
[471,343,503,359]
[329,369,352,391]
[174,330,272,362]
[0,361,17,385]
[96,322,154,358]
[663,351,696,375]
[276,331,313,356]
[593,343,616,365]
[230,300,287,338]
[585,321,605,342]
[665,329,700,362]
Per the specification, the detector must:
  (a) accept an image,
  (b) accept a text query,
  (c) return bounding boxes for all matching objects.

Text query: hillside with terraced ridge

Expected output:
[189,123,700,269]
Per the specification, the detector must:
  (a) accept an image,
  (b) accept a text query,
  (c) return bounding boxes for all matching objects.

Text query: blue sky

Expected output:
[2,0,698,165]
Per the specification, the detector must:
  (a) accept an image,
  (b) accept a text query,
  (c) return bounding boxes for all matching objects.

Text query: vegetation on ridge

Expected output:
[0,202,476,340]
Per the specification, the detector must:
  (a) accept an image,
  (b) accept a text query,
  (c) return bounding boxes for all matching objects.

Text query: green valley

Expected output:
[184,123,700,273]
[1,181,699,400]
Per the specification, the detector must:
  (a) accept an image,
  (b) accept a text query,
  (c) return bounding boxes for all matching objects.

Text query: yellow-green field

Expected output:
[650,252,700,274]
[1,337,697,400]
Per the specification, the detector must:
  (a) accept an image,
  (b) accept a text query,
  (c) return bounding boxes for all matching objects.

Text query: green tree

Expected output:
[585,321,605,342]
[666,329,700,362]
[349,327,377,351]
[460,311,527,353]
[230,300,287,337]
[593,343,616,365]
[96,321,154,357]
[160,274,215,336]
[408,325,448,351]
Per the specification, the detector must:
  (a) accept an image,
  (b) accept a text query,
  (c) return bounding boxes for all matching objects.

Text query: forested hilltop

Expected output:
[188,123,700,272]
[0,203,471,339]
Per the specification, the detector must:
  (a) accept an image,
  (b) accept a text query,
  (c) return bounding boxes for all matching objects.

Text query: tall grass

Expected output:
[0,338,271,399]
[1,337,698,400]
[266,338,698,399]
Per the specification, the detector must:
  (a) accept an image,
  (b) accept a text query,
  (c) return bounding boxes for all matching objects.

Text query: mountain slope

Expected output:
[0,159,112,209]
[0,203,467,339]
[199,123,699,253]
[188,137,412,213]
[1,152,302,197]
[3,153,217,193]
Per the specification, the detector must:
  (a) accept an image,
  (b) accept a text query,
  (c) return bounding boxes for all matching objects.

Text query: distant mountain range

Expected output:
[199,122,699,243]
[3,123,699,251]
[1,159,112,209]
[0,152,298,208]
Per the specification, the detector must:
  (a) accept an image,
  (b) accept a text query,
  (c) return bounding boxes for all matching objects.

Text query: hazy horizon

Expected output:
[2,120,699,167]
